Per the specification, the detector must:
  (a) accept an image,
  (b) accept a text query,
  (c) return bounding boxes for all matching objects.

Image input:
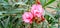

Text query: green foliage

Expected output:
[0,0,59,28]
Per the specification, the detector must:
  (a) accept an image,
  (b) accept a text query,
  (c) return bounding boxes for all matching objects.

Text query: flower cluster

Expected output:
[22,4,45,24]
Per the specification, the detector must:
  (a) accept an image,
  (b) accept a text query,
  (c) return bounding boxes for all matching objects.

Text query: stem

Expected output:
[45,19,49,28]
[41,22,44,28]
[31,23,34,28]
[35,0,40,4]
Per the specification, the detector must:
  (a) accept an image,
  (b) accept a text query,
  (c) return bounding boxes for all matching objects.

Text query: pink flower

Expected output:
[22,12,33,23]
[31,4,44,17]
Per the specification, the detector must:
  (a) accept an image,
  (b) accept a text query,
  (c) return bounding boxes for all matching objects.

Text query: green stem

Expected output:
[31,23,34,28]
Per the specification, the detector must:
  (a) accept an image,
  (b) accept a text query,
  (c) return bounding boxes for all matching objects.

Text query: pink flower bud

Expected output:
[22,12,33,23]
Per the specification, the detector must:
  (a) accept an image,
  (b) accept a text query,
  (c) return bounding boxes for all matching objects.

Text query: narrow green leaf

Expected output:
[45,10,55,20]
[1,21,4,28]
[47,6,60,11]
[4,16,10,28]
[8,23,13,28]
[43,0,55,7]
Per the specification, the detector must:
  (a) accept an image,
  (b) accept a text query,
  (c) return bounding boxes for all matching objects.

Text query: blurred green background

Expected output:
[0,0,60,28]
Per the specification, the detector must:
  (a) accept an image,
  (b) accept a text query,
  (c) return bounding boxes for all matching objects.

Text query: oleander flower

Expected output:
[31,4,45,23]
[31,4,44,17]
[22,12,33,23]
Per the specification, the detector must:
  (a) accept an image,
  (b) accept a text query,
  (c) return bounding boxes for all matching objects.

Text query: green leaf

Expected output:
[47,6,60,11]
[40,0,46,6]
[0,0,8,5]
[57,1,60,8]
[3,16,10,28]
[8,23,13,28]
[43,0,55,7]
[0,16,4,19]
[0,0,5,3]
[45,10,55,20]
[49,24,58,28]
[1,21,4,28]
[4,0,8,2]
